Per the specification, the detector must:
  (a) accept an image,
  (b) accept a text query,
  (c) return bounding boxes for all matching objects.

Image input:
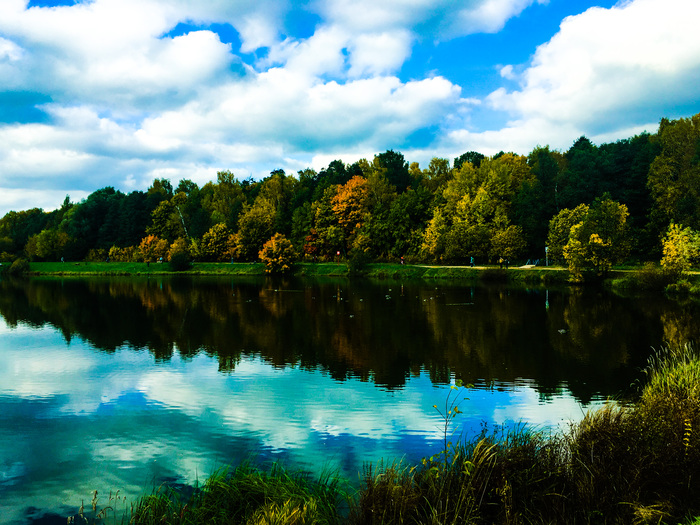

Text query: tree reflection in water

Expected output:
[1,275,696,403]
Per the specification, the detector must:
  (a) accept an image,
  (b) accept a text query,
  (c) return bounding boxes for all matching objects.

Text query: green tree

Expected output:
[236,198,276,260]
[453,151,485,170]
[374,150,411,192]
[0,208,49,254]
[546,204,590,263]
[647,113,700,235]
[199,223,231,262]
[204,171,247,230]
[33,229,71,261]
[490,225,526,261]
[563,197,630,279]
[420,157,453,194]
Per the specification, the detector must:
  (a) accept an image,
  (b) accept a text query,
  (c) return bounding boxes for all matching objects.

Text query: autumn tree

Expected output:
[660,223,700,280]
[139,235,169,263]
[332,175,369,252]
[259,233,297,274]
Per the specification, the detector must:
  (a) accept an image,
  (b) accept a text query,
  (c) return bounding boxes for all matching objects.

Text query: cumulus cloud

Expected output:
[317,0,545,39]
[0,0,696,216]
[474,0,700,149]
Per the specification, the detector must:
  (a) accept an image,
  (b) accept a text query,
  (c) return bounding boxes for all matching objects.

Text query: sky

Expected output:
[0,0,699,217]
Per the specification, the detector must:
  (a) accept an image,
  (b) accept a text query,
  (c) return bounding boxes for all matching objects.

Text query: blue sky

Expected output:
[0,0,699,216]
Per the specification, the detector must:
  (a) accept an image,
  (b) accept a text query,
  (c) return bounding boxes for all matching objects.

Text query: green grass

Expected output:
[24,260,574,284]
[27,261,266,276]
[71,464,348,525]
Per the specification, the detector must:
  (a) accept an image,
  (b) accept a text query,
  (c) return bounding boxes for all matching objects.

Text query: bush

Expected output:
[259,233,296,274]
[8,258,30,276]
[346,248,371,276]
[168,251,191,271]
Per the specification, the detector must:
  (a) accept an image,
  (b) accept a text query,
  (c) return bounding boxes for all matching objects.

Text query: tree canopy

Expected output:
[2,113,699,274]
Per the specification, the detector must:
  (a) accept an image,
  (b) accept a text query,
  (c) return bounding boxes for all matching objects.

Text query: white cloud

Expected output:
[317,0,544,39]
[347,30,413,77]
[481,0,700,146]
[1,0,694,216]
[0,36,22,61]
[446,0,547,36]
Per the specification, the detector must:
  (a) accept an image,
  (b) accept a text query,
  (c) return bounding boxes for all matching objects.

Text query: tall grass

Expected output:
[351,343,700,524]
[133,464,346,525]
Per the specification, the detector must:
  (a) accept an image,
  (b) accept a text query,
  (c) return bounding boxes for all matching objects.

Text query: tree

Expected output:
[0,208,48,254]
[259,233,297,274]
[562,197,630,280]
[332,175,369,251]
[513,146,563,255]
[647,113,700,235]
[374,150,411,192]
[546,204,590,263]
[198,223,231,262]
[168,237,192,270]
[420,157,452,194]
[31,229,71,261]
[557,136,600,209]
[202,171,247,230]
[139,235,169,263]
[660,223,700,280]
[236,198,276,260]
[147,200,185,241]
[490,225,526,261]
[453,151,485,170]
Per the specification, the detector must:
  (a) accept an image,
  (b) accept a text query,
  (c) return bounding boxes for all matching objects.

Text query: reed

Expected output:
[128,463,347,525]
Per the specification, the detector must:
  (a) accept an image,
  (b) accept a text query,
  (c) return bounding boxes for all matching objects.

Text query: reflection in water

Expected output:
[0,276,698,524]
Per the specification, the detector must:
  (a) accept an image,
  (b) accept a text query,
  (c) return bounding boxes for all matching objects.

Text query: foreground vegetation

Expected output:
[72,344,700,524]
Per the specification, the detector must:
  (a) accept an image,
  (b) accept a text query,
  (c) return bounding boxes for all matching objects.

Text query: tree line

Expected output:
[1,112,698,275]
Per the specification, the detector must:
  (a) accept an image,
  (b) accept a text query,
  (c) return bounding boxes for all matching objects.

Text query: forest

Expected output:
[0,112,699,274]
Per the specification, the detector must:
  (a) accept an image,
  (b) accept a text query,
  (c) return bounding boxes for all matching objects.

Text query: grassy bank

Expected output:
[20,260,575,285]
[72,344,700,525]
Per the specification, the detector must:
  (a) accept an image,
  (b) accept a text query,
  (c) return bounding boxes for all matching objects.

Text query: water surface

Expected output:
[0,276,697,524]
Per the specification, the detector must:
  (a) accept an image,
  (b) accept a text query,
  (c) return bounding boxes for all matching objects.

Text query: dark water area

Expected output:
[0,275,698,524]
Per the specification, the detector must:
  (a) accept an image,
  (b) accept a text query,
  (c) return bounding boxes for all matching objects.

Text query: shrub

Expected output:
[8,258,30,276]
[259,233,296,274]
[168,251,191,271]
[346,248,370,276]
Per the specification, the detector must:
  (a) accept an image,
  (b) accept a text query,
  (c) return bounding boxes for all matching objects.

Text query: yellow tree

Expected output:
[661,223,700,279]
[259,233,297,274]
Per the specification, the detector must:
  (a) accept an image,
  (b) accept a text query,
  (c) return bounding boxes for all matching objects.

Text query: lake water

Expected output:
[1,275,698,524]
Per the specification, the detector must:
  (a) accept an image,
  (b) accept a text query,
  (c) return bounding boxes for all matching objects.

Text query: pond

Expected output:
[0,275,698,524]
